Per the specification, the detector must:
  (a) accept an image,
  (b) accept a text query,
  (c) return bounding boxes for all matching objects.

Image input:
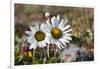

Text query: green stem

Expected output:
[54,45,56,62]
[32,49,35,64]
[47,44,49,58]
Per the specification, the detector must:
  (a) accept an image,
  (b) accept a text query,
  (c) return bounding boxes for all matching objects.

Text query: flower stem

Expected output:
[47,44,49,58]
[54,45,56,62]
[32,49,35,64]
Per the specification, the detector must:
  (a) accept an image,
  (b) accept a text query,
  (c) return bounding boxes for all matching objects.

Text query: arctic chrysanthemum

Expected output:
[25,23,50,49]
[46,15,72,49]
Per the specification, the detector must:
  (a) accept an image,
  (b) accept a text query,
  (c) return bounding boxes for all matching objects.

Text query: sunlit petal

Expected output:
[62,25,70,31]
[25,31,31,35]
[51,16,59,27]
[63,29,72,33]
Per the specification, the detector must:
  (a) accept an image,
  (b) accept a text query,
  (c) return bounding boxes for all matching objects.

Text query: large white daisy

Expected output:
[46,14,72,49]
[25,23,50,49]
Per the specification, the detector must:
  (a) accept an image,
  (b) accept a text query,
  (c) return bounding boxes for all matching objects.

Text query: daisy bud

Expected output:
[45,12,50,18]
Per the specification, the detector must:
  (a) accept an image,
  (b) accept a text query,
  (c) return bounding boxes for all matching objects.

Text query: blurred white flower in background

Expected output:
[59,44,80,62]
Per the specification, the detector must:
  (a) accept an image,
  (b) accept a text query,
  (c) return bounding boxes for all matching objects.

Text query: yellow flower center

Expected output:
[51,27,62,39]
[35,31,45,41]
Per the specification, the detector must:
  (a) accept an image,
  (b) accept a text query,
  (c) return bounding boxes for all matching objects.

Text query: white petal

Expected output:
[61,45,64,48]
[57,15,60,22]
[64,37,72,40]
[46,32,51,37]
[55,41,61,49]
[38,42,44,48]
[29,42,37,49]
[51,16,59,27]
[59,39,66,46]
[54,40,64,49]
[35,23,39,31]
[42,41,46,47]
[45,38,51,44]
[27,36,34,44]
[60,38,68,47]
[29,45,33,49]
[46,19,52,28]
[62,25,70,31]
[59,19,66,30]
[61,38,70,43]
[25,31,31,35]
[40,23,45,29]
[38,42,42,47]
[29,26,36,32]
[59,41,64,49]
[46,20,53,33]
[50,38,54,44]
[64,29,72,33]
[64,33,72,36]
[63,34,72,40]
[40,23,47,33]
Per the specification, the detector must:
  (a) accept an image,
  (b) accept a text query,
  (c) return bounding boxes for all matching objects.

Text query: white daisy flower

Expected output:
[45,15,72,49]
[25,23,50,49]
